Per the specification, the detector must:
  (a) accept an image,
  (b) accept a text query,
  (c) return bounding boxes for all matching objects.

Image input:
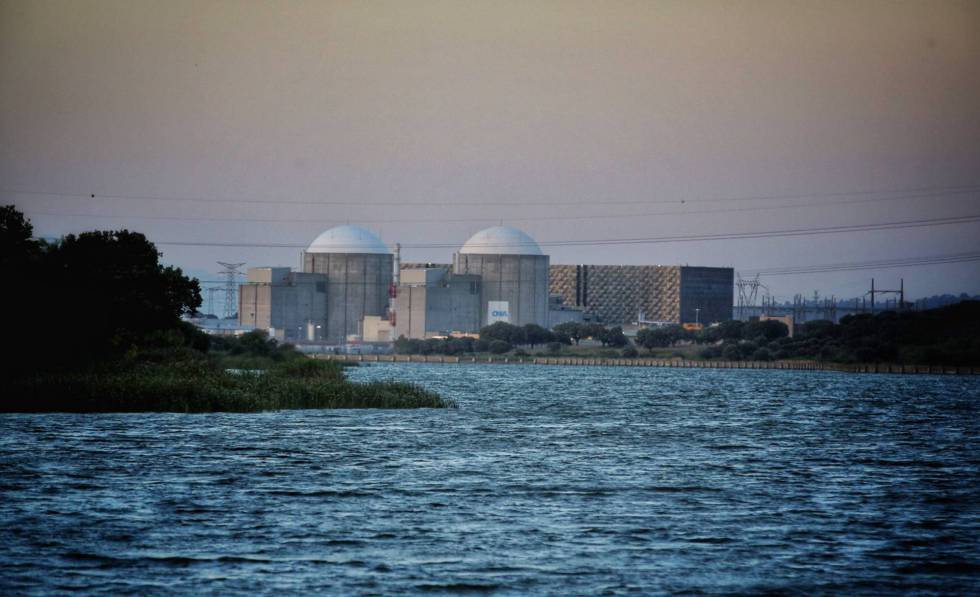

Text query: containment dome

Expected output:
[306,225,389,254]
[459,226,543,256]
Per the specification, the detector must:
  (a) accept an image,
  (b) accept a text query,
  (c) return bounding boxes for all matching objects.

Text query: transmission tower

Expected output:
[216,262,245,319]
[736,274,767,320]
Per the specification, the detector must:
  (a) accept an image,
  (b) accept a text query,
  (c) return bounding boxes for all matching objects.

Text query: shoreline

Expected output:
[314,353,978,376]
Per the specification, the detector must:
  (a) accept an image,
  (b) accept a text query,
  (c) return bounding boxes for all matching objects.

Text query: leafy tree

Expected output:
[800,319,836,339]
[553,322,584,345]
[446,337,474,355]
[1,207,202,368]
[722,344,741,360]
[522,324,555,348]
[553,331,573,345]
[488,340,511,354]
[0,205,42,267]
[581,323,606,342]
[699,345,722,359]
[714,320,745,341]
[48,230,201,354]
[237,330,279,358]
[621,345,639,358]
[601,326,629,347]
[394,335,419,354]
[743,319,789,342]
[636,326,679,351]
[480,322,525,345]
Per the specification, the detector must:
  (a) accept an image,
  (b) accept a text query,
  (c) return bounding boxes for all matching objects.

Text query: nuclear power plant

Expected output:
[239,224,734,343]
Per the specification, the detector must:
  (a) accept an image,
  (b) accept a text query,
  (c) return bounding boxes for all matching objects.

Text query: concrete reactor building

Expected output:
[239,225,393,344]
[302,225,394,343]
[454,226,550,328]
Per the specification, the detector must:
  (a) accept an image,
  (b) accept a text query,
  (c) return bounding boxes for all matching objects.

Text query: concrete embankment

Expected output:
[313,354,978,375]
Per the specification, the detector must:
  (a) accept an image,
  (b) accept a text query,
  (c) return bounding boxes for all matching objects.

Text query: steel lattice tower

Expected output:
[216,262,245,319]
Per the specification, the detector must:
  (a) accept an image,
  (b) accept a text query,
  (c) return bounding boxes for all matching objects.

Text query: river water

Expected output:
[2,364,979,594]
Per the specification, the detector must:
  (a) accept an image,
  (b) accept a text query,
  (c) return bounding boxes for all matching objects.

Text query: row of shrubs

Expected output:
[661,302,980,365]
[393,321,630,356]
[391,302,980,365]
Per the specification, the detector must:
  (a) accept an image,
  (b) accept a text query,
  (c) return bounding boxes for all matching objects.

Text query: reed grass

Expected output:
[4,358,453,413]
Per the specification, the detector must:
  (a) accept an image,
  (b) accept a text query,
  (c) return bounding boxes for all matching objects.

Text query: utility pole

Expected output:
[866,278,906,314]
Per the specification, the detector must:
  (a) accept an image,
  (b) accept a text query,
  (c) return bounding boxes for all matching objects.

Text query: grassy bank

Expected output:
[4,357,453,413]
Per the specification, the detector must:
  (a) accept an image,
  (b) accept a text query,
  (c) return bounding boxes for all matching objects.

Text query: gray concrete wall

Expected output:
[457,254,549,327]
[238,271,330,341]
[394,285,428,339]
[547,306,585,327]
[303,252,394,344]
[393,271,481,339]
[423,274,481,335]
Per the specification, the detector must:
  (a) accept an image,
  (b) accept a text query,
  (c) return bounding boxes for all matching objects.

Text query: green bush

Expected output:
[699,345,722,359]
[722,344,741,360]
[489,340,512,354]
[267,358,345,382]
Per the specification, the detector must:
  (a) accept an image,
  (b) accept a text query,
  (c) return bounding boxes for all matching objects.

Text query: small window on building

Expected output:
[316,282,326,293]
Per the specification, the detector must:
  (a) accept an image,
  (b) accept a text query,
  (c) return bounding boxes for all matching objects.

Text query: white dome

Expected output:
[306,225,389,254]
[459,226,543,256]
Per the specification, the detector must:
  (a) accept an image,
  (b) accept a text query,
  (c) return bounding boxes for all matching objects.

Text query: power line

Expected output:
[47,212,972,251]
[738,251,980,277]
[18,188,977,227]
[4,183,978,208]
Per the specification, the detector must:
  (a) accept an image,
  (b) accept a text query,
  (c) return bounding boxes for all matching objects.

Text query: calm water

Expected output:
[2,365,979,595]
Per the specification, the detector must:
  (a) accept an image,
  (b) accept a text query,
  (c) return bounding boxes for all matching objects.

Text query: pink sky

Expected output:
[2,0,978,300]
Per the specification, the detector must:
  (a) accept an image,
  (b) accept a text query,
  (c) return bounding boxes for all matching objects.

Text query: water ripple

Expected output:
[1,365,978,594]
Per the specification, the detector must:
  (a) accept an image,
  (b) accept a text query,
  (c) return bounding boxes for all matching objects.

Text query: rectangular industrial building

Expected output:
[239,267,329,341]
[549,265,733,325]
[393,267,482,339]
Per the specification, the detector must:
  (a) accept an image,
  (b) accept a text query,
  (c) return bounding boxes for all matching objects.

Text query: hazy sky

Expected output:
[2,0,978,303]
